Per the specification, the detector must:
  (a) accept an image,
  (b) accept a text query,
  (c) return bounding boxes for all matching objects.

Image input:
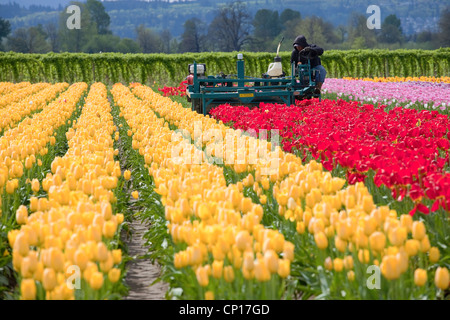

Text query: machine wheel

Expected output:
[192,99,203,114]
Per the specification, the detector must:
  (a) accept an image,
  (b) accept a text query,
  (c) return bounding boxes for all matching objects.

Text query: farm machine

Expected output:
[185,40,321,115]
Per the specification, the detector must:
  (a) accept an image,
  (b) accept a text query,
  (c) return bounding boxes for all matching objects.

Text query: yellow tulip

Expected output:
[89,271,104,290]
[412,221,426,241]
[21,279,37,300]
[205,291,214,300]
[414,268,427,287]
[324,257,333,271]
[314,231,328,250]
[195,266,209,287]
[404,239,420,257]
[429,247,440,263]
[347,270,355,281]
[224,266,235,283]
[108,268,121,283]
[333,258,344,272]
[16,205,28,225]
[263,249,279,274]
[13,233,29,257]
[380,255,401,280]
[212,260,223,279]
[43,268,57,291]
[277,259,290,278]
[435,267,449,290]
[369,231,386,252]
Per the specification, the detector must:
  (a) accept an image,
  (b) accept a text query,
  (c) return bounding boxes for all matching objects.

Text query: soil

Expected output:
[123,220,169,300]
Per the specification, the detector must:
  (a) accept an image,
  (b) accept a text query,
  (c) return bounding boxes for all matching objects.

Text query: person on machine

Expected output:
[290,35,326,94]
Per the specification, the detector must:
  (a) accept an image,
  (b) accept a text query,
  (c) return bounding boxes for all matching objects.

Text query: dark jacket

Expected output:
[290,35,324,68]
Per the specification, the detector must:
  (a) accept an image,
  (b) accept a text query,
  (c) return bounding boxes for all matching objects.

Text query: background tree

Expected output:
[86,0,111,35]
[348,13,377,48]
[136,24,163,53]
[0,18,11,48]
[207,1,251,51]
[7,25,50,53]
[116,38,142,53]
[252,9,282,49]
[378,14,403,44]
[438,7,450,46]
[45,22,59,52]
[279,8,301,29]
[179,18,205,52]
[160,29,172,53]
[58,1,97,52]
[291,16,338,48]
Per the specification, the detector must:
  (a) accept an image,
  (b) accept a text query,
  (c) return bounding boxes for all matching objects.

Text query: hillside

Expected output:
[1,0,446,39]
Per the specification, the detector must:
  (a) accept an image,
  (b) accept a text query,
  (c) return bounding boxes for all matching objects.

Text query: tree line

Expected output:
[0,0,448,54]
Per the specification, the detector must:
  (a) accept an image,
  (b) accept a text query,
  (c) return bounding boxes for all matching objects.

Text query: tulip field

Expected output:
[0,73,449,300]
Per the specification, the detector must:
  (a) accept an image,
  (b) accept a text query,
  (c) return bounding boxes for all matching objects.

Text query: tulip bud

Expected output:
[369,231,386,252]
[112,249,122,264]
[333,258,344,272]
[344,256,354,270]
[43,268,57,291]
[235,230,251,251]
[314,231,328,250]
[278,259,290,278]
[14,233,29,257]
[195,266,209,287]
[296,221,305,234]
[283,242,294,262]
[414,268,427,287]
[132,191,139,199]
[108,268,121,283]
[21,279,36,300]
[90,271,104,290]
[412,221,426,241]
[429,247,440,263]
[205,291,214,300]
[74,249,88,271]
[264,250,279,274]
[212,260,223,279]
[224,266,235,283]
[103,220,117,239]
[435,267,449,290]
[420,235,431,253]
[16,205,28,225]
[324,257,333,271]
[404,239,420,257]
[380,255,401,280]
[254,258,270,282]
[97,242,108,262]
[347,270,355,281]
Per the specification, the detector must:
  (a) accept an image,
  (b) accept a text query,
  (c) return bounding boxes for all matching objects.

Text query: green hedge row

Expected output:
[0,49,449,85]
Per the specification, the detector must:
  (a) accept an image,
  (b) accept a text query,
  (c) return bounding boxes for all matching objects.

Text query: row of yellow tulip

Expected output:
[9,83,124,300]
[0,83,50,109]
[131,84,449,297]
[0,83,69,132]
[0,82,30,95]
[342,76,450,83]
[112,83,294,299]
[0,82,87,198]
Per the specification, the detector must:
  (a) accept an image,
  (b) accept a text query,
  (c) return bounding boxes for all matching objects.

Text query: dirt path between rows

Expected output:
[109,94,169,300]
[123,219,168,300]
